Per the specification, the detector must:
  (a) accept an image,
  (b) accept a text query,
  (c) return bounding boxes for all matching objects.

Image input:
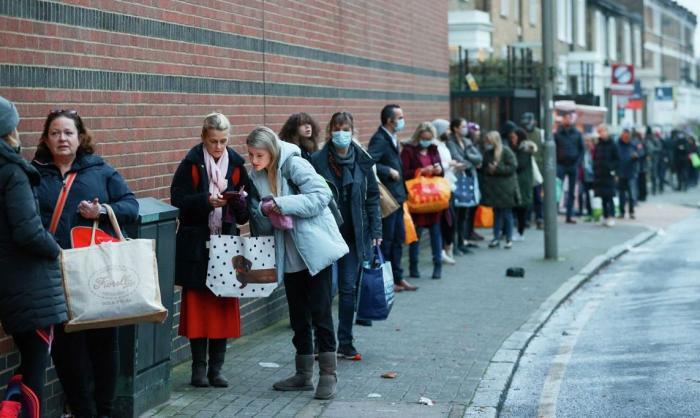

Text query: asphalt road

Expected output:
[501,212,700,418]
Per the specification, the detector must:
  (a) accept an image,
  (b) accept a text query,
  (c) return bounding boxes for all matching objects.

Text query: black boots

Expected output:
[207,338,229,387]
[190,338,229,388]
[189,338,208,387]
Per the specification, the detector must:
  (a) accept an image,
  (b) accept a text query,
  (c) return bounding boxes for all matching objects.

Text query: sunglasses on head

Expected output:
[48,109,78,117]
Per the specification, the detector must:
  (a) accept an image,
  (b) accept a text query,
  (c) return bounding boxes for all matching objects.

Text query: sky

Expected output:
[675,0,700,58]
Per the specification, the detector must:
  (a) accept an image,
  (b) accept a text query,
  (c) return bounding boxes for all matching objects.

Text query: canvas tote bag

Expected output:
[60,205,167,332]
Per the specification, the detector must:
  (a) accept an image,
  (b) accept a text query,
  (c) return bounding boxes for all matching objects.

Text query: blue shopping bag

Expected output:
[356,246,394,321]
[454,172,479,208]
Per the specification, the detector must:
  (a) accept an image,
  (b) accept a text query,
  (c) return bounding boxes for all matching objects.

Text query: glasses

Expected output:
[48,109,78,117]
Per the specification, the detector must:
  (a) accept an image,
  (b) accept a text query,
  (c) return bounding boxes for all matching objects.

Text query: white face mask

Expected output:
[459,127,468,137]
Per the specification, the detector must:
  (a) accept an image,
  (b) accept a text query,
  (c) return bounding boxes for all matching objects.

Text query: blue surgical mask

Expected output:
[395,118,405,132]
[419,139,433,149]
[460,127,468,137]
[331,131,352,148]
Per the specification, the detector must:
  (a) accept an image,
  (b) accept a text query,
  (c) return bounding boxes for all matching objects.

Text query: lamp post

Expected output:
[542,0,558,259]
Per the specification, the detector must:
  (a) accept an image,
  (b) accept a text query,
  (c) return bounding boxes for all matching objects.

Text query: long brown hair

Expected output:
[278,112,320,154]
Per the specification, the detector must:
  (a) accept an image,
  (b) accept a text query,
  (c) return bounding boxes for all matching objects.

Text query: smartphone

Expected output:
[222,191,241,200]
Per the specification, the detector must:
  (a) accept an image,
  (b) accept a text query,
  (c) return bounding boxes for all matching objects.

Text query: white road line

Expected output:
[536,279,618,418]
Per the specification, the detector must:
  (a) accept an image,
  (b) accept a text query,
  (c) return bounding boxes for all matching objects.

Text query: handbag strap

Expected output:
[372,245,385,268]
[48,172,77,234]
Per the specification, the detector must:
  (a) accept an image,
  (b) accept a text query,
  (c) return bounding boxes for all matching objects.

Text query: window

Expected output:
[652,8,661,35]
[500,0,509,17]
[557,0,566,41]
[514,0,520,22]
[608,17,617,60]
[576,0,586,47]
[623,21,632,63]
[529,0,538,26]
[633,26,642,68]
[565,0,573,43]
[595,10,606,54]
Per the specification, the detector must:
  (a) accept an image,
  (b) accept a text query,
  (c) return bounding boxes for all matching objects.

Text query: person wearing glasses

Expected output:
[32,109,138,418]
[170,113,250,388]
[0,97,67,418]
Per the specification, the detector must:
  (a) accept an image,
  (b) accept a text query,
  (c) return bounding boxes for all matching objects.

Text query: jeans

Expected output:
[52,326,119,417]
[283,267,336,355]
[493,208,514,241]
[657,160,668,193]
[618,177,637,215]
[578,181,593,216]
[336,250,361,346]
[10,328,52,417]
[532,184,544,222]
[409,222,442,269]
[381,205,405,284]
[637,172,648,201]
[602,196,615,218]
[557,164,578,219]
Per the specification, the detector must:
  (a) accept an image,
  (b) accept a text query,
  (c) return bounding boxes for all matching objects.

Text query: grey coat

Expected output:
[248,141,349,283]
[446,133,483,174]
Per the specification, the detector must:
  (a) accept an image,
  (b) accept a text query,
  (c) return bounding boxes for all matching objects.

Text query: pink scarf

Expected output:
[203,147,229,234]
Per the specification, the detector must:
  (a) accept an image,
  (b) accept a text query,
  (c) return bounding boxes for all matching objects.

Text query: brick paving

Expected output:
[143,188,699,417]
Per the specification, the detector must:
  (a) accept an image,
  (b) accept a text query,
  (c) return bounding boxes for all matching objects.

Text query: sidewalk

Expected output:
[144,188,699,418]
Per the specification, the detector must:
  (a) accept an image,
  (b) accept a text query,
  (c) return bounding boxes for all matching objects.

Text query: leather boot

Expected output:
[207,339,229,387]
[273,354,315,391]
[189,338,208,387]
[432,262,442,279]
[314,352,338,400]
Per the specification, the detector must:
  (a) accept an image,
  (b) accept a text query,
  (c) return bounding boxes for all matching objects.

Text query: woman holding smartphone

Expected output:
[170,113,250,388]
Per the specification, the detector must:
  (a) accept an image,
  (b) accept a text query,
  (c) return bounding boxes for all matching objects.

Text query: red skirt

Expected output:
[178,288,241,339]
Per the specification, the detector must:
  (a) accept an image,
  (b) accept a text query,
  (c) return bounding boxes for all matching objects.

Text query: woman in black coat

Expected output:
[0,97,66,418]
[593,124,620,226]
[310,111,381,361]
[32,110,138,418]
[170,113,250,388]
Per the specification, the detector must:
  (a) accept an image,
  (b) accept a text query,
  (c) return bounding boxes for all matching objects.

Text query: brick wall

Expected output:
[0,0,448,415]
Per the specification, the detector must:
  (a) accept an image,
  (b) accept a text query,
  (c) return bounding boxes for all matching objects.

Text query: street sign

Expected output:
[611,64,634,96]
[465,73,479,91]
[626,80,643,109]
[654,86,673,101]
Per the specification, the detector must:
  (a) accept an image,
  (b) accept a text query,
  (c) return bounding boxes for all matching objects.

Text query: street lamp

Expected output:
[542,0,558,259]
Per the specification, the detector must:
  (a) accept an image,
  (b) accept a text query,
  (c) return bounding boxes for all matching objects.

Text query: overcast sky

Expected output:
[674,0,700,58]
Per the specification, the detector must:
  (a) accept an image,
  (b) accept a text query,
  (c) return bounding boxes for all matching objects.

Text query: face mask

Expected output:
[395,118,405,132]
[484,143,495,151]
[331,131,352,148]
[459,127,468,137]
[419,139,433,149]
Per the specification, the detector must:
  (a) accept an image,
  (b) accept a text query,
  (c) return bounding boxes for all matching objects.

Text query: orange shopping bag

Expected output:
[405,174,451,214]
[474,205,494,228]
[403,203,418,245]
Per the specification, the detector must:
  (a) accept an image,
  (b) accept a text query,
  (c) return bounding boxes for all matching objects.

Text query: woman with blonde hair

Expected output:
[400,122,444,279]
[480,131,520,249]
[246,126,348,399]
[170,112,250,388]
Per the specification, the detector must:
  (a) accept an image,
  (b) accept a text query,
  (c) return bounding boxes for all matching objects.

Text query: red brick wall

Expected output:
[0,0,448,414]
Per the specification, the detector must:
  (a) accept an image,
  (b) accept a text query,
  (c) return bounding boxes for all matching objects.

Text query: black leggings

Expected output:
[440,207,454,247]
[513,207,528,235]
[51,325,119,418]
[7,328,52,418]
[455,206,468,245]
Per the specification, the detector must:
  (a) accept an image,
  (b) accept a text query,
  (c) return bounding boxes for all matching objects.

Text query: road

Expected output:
[501,212,700,418]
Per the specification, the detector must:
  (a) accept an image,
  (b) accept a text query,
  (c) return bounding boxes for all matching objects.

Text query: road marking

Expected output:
[536,279,618,418]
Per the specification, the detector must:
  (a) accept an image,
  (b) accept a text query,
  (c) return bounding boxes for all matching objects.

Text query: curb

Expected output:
[463,227,659,418]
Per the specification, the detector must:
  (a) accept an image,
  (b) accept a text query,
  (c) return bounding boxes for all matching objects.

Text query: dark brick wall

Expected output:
[0,0,448,416]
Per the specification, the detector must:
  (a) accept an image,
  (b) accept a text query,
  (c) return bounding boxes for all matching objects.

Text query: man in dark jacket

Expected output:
[673,131,691,191]
[616,129,640,219]
[554,111,584,223]
[368,104,416,292]
[521,112,544,229]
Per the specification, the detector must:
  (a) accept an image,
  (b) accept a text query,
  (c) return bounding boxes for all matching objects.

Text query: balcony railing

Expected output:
[450,45,541,92]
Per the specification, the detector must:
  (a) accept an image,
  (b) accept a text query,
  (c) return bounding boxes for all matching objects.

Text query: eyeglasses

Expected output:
[48,109,78,117]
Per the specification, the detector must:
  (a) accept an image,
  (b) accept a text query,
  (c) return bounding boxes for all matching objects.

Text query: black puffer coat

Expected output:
[171,144,250,289]
[0,141,67,334]
[32,148,139,249]
[593,138,620,198]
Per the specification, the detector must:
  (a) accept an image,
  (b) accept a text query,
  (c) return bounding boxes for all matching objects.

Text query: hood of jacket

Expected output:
[278,139,302,172]
[0,141,40,185]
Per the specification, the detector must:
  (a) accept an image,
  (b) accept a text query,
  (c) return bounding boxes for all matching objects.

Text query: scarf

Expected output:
[329,145,355,202]
[203,146,229,234]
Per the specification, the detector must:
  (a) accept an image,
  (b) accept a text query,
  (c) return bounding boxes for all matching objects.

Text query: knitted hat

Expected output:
[0,96,19,137]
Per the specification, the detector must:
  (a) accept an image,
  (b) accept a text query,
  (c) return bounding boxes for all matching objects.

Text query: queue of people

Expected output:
[4,93,698,417]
